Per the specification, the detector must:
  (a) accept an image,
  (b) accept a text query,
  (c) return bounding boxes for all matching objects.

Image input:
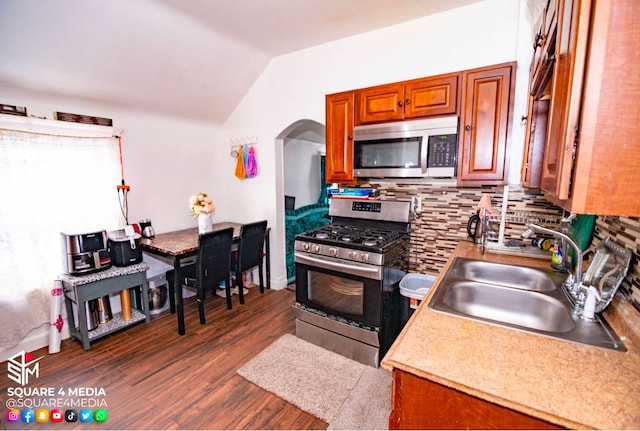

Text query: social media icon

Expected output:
[21,409,35,423]
[65,409,78,422]
[79,409,92,423]
[94,409,108,423]
[36,409,49,423]
[6,409,20,422]
[50,409,64,423]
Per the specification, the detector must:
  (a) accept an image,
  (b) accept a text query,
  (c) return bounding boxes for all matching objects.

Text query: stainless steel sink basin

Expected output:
[429,257,626,351]
[443,281,575,332]
[457,260,558,292]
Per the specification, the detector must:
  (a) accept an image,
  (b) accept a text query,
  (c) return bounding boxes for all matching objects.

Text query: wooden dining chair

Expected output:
[235,220,268,305]
[167,227,235,324]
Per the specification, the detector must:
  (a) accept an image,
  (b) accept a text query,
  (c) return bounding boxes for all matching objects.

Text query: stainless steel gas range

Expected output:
[293,198,411,367]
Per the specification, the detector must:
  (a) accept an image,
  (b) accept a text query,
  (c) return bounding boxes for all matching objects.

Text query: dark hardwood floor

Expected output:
[1,287,328,430]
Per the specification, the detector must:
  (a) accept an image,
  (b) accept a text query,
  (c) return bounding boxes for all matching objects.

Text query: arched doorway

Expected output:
[274,119,330,285]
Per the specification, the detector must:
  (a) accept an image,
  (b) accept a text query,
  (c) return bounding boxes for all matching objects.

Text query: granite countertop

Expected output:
[382,241,640,429]
[59,262,149,286]
[140,222,242,256]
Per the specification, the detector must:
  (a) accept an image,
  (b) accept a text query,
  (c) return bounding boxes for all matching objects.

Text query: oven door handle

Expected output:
[295,252,381,275]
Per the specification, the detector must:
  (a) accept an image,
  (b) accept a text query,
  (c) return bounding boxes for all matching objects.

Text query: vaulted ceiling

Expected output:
[0,0,485,123]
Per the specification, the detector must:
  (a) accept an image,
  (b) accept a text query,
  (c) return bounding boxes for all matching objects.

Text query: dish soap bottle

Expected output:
[550,239,564,271]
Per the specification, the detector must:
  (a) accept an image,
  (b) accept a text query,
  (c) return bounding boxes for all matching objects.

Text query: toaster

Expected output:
[61,230,111,275]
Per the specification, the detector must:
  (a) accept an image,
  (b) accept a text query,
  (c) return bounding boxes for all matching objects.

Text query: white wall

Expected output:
[224,0,527,290]
[0,86,225,233]
[284,139,325,208]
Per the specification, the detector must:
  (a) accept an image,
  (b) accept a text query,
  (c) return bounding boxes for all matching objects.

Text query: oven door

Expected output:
[295,251,383,328]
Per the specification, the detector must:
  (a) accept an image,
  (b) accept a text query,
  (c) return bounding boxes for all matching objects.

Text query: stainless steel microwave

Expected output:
[353,116,458,178]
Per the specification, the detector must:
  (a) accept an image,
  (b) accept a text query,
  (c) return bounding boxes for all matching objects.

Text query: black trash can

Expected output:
[400,273,436,326]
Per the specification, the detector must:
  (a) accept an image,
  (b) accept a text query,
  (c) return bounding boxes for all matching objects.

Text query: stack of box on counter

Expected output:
[327,187,380,199]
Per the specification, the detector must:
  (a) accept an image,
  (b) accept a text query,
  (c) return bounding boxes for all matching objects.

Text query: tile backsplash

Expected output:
[377,182,640,314]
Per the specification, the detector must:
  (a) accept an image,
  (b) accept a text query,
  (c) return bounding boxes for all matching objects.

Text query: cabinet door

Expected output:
[521,96,550,188]
[390,370,559,430]
[404,74,459,119]
[540,0,589,201]
[458,63,515,185]
[326,91,357,184]
[356,83,404,124]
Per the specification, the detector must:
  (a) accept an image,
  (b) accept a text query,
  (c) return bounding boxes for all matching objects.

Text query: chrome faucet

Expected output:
[522,223,584,297]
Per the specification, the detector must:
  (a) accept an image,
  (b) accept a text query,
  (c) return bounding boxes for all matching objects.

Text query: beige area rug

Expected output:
[237,334,391,430]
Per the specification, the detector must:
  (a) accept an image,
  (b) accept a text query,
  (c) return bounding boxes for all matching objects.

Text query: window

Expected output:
[0,127,122,348]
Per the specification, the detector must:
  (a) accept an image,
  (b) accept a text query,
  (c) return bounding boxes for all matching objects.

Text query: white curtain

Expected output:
[0,128,122,348]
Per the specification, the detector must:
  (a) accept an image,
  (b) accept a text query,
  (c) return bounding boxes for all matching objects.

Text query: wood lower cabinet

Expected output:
[458,62,516,185]
[389,369,559,430]
[325,91,357,185]
[356,74,459,125]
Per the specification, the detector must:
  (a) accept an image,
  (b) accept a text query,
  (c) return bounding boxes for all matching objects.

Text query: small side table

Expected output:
[61,262,150,350]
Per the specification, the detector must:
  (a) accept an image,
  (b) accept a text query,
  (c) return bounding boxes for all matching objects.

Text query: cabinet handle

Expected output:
[405,98,411,105]
[533,33,544,49]
[544,53,556,66]
[465,125,471,131]
[397,101,403,107]
[348,135,353,141]
[521,115,528,123]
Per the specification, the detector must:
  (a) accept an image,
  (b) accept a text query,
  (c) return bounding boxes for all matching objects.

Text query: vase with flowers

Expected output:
[189,192,215,234]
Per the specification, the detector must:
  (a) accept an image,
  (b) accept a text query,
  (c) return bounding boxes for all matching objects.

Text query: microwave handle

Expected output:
[420,137,428,174]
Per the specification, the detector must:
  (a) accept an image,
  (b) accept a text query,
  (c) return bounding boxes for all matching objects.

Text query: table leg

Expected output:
[76,294,91,351]
[140,278,151,324]
[174,257,185,335]
[266,229,271,290]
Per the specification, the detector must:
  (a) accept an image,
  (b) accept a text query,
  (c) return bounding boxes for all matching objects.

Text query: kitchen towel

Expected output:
[234,146,246,180]
[245,145,257,177]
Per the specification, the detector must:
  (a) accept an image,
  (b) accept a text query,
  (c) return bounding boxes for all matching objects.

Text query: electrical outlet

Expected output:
[412,196,422,213]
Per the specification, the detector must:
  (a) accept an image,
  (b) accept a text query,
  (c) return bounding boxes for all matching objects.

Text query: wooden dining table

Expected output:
[140,221,270,335]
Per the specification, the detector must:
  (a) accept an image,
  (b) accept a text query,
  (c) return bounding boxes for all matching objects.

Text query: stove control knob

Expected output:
[302,243,310,251]
[348,250,358,259]
[360,252,370,262]
[328,247,338,257]
[312,244,321,253]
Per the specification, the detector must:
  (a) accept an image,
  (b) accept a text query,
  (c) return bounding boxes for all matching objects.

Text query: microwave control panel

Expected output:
[427,134,457,168]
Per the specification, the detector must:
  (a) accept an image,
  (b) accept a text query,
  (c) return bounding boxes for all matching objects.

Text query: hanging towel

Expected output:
[242,144,249,169]
[234,146,246,180]
[246,146,257,178]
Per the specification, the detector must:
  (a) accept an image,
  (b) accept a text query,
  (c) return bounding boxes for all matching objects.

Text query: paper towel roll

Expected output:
[48,280,64,354]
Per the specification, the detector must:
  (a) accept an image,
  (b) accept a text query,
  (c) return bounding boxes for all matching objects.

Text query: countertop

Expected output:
[381,241,640,429]
[59,262,149,286]
[139,222,242,256]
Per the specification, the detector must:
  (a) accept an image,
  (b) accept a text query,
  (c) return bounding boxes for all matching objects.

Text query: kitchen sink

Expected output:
[443,281,575,332]
[429,257,626,351]
[456,260,558,292]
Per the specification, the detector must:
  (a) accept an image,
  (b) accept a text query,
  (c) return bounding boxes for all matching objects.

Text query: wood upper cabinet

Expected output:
[325,91,357,185]
[458,62,516,185]
[530,0,558,94]
[356,74,459,125]
[523,0,640,215]
[389,369,559,430]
